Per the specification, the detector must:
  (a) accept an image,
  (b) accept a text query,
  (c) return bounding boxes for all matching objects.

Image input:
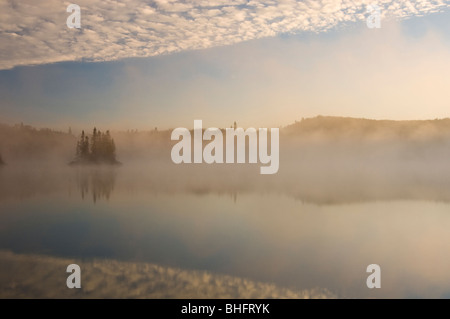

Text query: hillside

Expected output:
[2,116,450,162]
[0,123,76,162]
[283,116,450,141]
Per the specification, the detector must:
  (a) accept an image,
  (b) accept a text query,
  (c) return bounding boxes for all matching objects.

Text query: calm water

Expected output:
[1,163,450,298]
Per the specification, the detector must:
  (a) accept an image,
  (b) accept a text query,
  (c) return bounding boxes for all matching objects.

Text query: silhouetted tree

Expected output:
[91,127,99,159]
[72,128,119,165]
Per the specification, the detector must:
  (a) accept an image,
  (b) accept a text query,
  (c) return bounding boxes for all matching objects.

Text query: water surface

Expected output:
[1,163,450,298]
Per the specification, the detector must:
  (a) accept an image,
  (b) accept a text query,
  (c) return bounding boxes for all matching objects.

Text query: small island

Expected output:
[70,128,121,165]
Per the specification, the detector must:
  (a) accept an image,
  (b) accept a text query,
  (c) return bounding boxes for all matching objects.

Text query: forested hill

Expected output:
[0,123,75,162]
[283,116,450,141]
[2,116,450,162]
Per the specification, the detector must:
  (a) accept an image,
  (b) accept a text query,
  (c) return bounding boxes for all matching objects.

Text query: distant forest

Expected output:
[0,123,75,163]
[2,116,450,163]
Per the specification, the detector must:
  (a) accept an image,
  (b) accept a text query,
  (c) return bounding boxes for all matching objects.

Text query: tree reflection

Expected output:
[75,168,116,203]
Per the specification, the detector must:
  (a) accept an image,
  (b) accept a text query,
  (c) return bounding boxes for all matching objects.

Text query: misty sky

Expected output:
[1,0,450,130]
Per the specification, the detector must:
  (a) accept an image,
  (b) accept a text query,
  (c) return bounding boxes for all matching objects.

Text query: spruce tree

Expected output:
[91,127,98,161]
[72,128,119,164]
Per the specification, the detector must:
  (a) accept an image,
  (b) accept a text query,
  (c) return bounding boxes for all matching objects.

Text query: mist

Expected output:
[2,116,450,204]
[3,116,450,298]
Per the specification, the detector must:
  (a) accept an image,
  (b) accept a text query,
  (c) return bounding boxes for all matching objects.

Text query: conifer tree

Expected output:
[73,127,118,164]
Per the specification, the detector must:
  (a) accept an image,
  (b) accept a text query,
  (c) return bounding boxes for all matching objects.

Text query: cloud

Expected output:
[0,0,449,70]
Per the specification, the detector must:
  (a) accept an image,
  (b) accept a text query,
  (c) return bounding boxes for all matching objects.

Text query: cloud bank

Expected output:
[0,0,449,70]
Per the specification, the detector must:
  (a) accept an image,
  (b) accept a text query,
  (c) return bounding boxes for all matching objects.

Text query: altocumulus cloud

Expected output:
[0,0,449,70]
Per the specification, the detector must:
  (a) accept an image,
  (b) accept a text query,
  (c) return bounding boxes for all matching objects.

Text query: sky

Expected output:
[1,0,450,130]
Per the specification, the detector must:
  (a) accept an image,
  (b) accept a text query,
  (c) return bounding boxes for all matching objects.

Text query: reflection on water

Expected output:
[2,160,450,204]
[1,163,450,298]
[75,168,116,203]
[0,251,334,298]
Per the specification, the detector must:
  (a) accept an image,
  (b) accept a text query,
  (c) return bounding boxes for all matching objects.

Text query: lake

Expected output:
[1,161,450,298]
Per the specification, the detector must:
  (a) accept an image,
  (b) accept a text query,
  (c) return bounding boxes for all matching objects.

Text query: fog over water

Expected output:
[2,117,450,298]
[3,116,450,203]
